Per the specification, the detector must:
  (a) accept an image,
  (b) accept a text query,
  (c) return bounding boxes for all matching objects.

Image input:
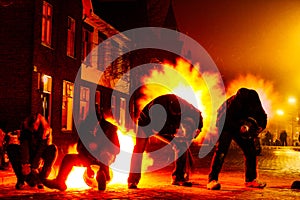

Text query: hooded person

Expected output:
[207,88,267,190]
[127,94,203,189]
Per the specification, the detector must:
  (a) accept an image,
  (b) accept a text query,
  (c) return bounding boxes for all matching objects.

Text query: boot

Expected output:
[96,170,106,191]
[15,180,25,190]
[43,179,67,191]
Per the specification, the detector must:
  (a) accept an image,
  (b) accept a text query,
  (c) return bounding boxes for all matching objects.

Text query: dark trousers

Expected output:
[55,153,110,184]
[128,136,192,185]
[280,138,287,146]
[7,144,57,183]
[208,130,257,182]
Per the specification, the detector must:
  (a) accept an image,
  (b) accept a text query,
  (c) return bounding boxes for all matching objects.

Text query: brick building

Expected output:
[0,0,131,151]
[0,0,180,153]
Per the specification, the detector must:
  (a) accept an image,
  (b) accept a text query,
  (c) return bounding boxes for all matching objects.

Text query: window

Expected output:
[111,95,116,119]
[41,1,53,46]
[41,74,52,124]
[97,32,107,71]
[119,97,126,127]
[82,28,93,65]
[95,91,101,114]
[79,86,90,121]
[62,81,74,131]
[42,74,52,93]
[67,17,75,57]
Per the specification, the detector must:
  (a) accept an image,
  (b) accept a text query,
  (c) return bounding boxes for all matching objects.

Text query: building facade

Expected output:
[0,0,131,151]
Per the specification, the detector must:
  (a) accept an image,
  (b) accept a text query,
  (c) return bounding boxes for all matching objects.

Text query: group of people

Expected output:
[4,108,120,191]
[6,87,299,191]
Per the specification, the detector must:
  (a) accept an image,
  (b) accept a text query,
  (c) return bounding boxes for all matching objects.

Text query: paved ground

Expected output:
[0,146,300,199]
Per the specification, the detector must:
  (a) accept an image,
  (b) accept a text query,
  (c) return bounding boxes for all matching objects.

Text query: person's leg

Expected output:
[43,154,88,191]
[235,136,266,188]
[95,151,116,191]
[207,130,232,190]
[235,137,257,182]
[208,130,232,182]
[6,144,26,189]
[171,140,192,186]
[40,144,58,180]
[127,137,148,189]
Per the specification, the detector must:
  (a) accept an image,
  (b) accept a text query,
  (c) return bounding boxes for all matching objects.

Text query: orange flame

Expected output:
[226,74,279,120]
[104,117,153,184]
[64,143,91,190]
[54,127,153,190]
[138,58,225,144]
[109,130,153,185]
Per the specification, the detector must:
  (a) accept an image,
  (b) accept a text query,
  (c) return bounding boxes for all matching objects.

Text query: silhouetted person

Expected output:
[7,113,57,190]
[43,109,120,191]
[263,131,272,146]
[128,94,203,189]
[279,130,288,146]
[207,88,267,190]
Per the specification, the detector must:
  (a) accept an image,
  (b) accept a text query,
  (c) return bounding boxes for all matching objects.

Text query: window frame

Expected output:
[41,1,53,47]
[61,80,74,131]
[67,16,76,57]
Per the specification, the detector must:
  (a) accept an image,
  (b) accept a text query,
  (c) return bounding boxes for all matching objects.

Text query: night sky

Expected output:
[173,0,300,98]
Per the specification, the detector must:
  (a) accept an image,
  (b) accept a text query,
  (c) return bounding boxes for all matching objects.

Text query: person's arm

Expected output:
[31,138,48,170]
[19,130,32,175]
[31,114,51,169]
[38,114,51,143]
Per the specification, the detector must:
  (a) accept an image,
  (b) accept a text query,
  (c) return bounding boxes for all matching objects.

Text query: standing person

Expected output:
[6,113,58,190]
[279,130,288,146]
[0,127,9,170]
[207,88,267,190]
[127,94,203,189]
[263,131,272,146]
[43,108,120,191]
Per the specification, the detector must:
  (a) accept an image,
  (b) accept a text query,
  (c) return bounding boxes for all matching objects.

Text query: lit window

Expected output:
[42,75,52,93]
[41,1,53,46]
[62,80,74,131]
[79,86,90,121]
[111,95,116,119]
[67,17,76,57]
[119,97,126,127]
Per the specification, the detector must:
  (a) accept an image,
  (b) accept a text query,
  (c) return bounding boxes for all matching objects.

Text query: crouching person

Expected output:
[207,88,267,190]
[7,113,57,190]
[43,109,120,191]
[127,94,203,189]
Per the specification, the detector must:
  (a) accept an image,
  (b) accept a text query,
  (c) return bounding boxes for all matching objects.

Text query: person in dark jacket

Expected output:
[127,94,203,189]
[43,108,120,191]
[279,130,288,146]
[6,113,58,190]
[207,88,267,190]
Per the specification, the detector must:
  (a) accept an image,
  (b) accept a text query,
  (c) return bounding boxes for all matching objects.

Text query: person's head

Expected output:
[27,114,40,132]
[236,88,262,109]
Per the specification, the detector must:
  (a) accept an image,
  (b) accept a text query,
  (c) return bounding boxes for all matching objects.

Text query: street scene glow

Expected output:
[2,0,300,199]
[226,74,279,120]
[64,143,90,190]
[109,130,154,185]
[139,58,225,144]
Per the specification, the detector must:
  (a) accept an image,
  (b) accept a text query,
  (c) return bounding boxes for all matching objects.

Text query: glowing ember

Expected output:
[226,74,279,120]
[139,58,225,144]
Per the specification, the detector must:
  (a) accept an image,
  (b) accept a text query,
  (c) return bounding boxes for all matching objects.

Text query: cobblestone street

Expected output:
[0,146,300,199]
